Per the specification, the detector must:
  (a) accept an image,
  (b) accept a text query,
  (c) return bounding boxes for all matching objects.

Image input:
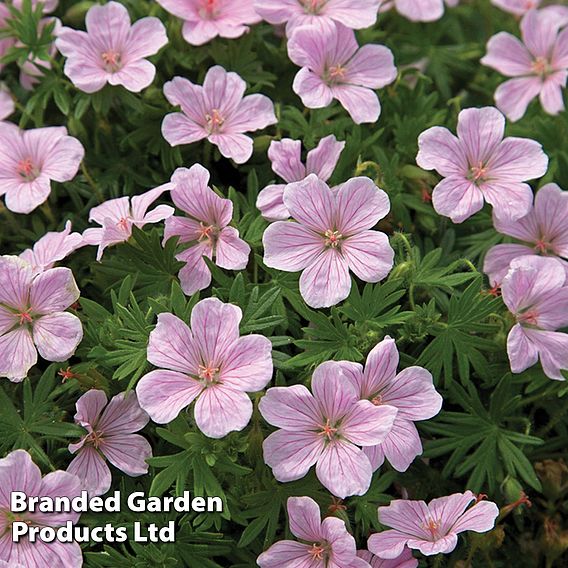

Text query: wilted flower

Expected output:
[381,0,459,23]
[0,256,83,382]
[256,135,345,221]
[164,164,250,295]
[357,549,418,568]
[0,85,14,120]
[162,65,277,164]
[0,450,83,567]
[502,256,568,380]
[263,174,394,308]
[82,184,174,261]
[156,0,260,45]
[368,491,499,558]
[287,23,397,124]
[416,106,548,223]
[68,390,152,496]
[56,1,168,93]
[481,9,568,121]
[484,183,568,286]
[137,298,273,438]
[0,123,84,214]
[259,361,397,498]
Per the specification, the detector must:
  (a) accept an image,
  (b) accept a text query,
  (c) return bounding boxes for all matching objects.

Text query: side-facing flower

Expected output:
[162,65,276,164]
[258,496,371,568]
[164,164,250,295]
[67,390,152,496]
[484,183,568,286]
[382,0,459,23]
[0,85,14,120]
[416,106,548,222]
[254,0,381,35]
[287,23,397,124]
[82,184,174,261]
[481,9,568,121]
[339,336,442,472]
[357,548,418,568]
[368,491,499,558]
[502,256,568,380]
[0,449,83,567]
[20,221,84,276]
[0,123,84,214]
[256,135,345,221]
[259,362,397,498]
[137,297,273,438]
[157,0,260,45]
[0,256,83,382]
[263,174,394,308]
[56,1,168,93]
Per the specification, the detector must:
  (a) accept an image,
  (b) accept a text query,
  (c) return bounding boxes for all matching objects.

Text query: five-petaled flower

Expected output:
[56,1,168,93]
[416,106,548,223]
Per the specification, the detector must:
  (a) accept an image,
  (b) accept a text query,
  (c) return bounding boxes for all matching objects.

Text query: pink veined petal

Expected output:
[29,267,80,313]
[262,429,324,482]
[287,23,332,71]
[456,106,505,165]
[32,312,83,361]
[181,19,221,46]
[89,196,130,225]
[97,390,149,435]
[287,496,323,542]
[345,44,397,89]
[378,499,432,539]
[507,324,540,374]
[395,0,444,21]
[85,1,132,48]
[176,242,213,295]
[5,538,83,568]
[67,446,111,497]
[522,328,568,380]
[363,443,385,472]
[164,216,203,244]
[41,133,85,183]
[163,76,208,125]
[268,139,305,182]
[494,77,543,122]
[299,248,351,308]
[552,26,568,68]
[224,93,277,134]
[321,0,381,28]
[73,389,107,430]
[427,491,476,534]
[108,58,157,92]
[357,548,418,568]
[360,336,399,398]
[203,65,247,116]
[487,137,548,182]
[142,204,175,224]
[0,255,32,310]
[483,244,535,287]
[481,32,533,77]
[534,183,568,253]
[341,399,398,446]
[0,450,43,510]
[130,183,173,223]
[257,540,314,568]
[194,384,253,438]
[316,439,373,498]
[331,84,381,124]
[491,0,540,16]
[341,230,394,283]
[408,533,458,556]
[253,0,304,24]
[311,361,359,421]
[379,418,424,472]
[95,219,132,260]
[322,516,358,565]
[215,226,250,270]
[520,8,559,59]
[124,16,168,60]
[493,206,540,243]
[256,184,290,221]
[259,385,323,430]
[416,126,469,178]
[293,68,334,109]
[367,530,410,561]
[431,176,484,223]
[0,327,37,381]
[539,71,567,116]
[162,112,208,146]
[481,181,533,222]
[209,132,254,164]
[136,370,203,423]
[100,433,152,476]
[306,134,345,182]
[4,175,52,214]
[0,307,17,335]
[450,500,499,534]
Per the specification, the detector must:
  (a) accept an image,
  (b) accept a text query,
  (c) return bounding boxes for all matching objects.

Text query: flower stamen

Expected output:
[101,50,122,73]
[16,158,39,181]
[205,109,225,133]
[17,310,33,326]
[324,229,342,248]
[318,418,338,440]
[198,363,220,384]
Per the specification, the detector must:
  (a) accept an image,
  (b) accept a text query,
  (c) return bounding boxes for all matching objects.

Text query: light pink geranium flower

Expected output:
[481,10,568,121]
[67,390,152,496]
[256,135,345,221]
[163,164,250,295]
[357,549,417,568]
[19,221,84,276]
[335,336,443,472]
[288,23,397,124]
[416,106,548,223]
[380,0,458,23]
[137,297,273,437]
[82,184,174,261]
[55,1,168,94]
[484,183,568,286]
[263,174,394,308]
[162,65,277,164]
[502,256,568,380]
[368,491,499,558]
[258,496,371,568]
[254,0,381,35]
[0,450,82,568]
[0,123,84,214]
[0,86,14,120]
[259,362,397,498]
[0,256,83,382]
[157,0,261,45]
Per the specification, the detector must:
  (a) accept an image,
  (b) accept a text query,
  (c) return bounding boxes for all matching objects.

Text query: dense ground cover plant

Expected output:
[1,0,568,566]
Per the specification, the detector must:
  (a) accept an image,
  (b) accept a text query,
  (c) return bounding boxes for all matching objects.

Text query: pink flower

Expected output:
[0,450,83,568]
[256,135,345,221]
[55,1,168,93]
[491,0,568,20]
[163,164,250,295]
[337,336,443,472]
[162,65,277,164]
[20,221,84,276]
[136,297,273,437]
[287,23,397,124]
[484,183,568,286]
[381,0,458,22]
[67,390,152,496]
[481,9,568,121]
[156,0,261,45]
[0,123,84,214]
[259,362,397,498]
[367,491,499,558]
[262,174,394,308]
[0,86,14,120]
[0,256,83,382]
[82,184,174,261]
[501,256,568,380]
[357,549,418,568]
[254,0,381,35]
[416,106,548,223]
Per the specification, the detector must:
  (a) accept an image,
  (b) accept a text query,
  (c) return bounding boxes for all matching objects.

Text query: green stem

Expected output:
[81,163,103,202]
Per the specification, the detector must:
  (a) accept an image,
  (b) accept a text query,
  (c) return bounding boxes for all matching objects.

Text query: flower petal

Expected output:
[332,84,381,124]
[32,312,83,361]
[306,134,345,182]
[215,227,250,270]
[97,390,149,435]
[259,385,322,429]
[67,447,111,497]
[287,496,323,542]
[101,433,152,476]
[73,389,107,430]
[29,267,80,314]
[431,176,484,223]
[0,328,37,381]
[481,32,533,77]
[341,230,394,283]
[416,126,468,177]
[341,399,398,446]
[456,106,505,165]
[494,77,542,122]
[380,419,424,472]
